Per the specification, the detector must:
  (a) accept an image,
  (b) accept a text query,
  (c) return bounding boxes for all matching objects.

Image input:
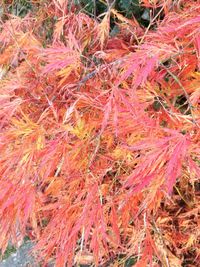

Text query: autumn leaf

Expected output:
[0,1,200,267]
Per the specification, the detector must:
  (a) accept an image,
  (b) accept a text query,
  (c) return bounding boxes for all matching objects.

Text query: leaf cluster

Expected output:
[0,0,200,266]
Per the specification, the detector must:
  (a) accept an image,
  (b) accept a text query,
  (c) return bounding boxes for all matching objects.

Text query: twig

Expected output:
[152,218,171,267]
[78,58,122,88]
[93,0,96,19]
[80,226,85,252]
[55,156,64,177]
[0,17,36,73]
[139,3,166,45]
[174,185,192,208]
[161,62,199,127]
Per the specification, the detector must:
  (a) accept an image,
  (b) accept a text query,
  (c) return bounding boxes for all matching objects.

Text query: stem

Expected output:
[161,62,199,127]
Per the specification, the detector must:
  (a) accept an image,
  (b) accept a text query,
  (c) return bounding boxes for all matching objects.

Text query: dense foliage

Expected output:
[0,0,200,266]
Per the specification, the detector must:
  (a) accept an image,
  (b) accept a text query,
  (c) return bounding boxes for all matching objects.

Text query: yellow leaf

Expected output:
[98,12,110,49]
[186,234,196,248]
[71,119,89,139]
[36,135,45,150]
[20,152,30,164]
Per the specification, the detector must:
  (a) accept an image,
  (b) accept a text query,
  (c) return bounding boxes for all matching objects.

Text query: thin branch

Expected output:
[78,58,122,87]
[152,218,171,267]
[93,0,96,19]
[139,4,166,45]
[161,62,199,127]
[0,17,36,73]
